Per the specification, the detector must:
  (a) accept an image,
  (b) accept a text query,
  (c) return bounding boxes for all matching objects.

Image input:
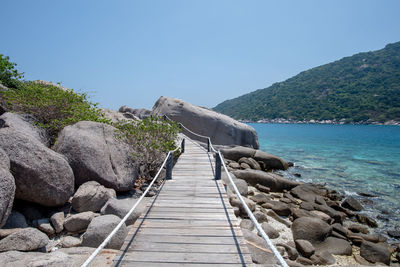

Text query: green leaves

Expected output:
[0,54,24,88]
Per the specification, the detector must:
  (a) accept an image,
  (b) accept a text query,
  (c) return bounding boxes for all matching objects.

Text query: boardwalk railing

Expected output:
[168,116,289,267]
[81,138,184,267]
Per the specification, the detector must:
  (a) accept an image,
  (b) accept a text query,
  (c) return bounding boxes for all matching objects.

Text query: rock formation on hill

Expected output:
[152,96,259,148]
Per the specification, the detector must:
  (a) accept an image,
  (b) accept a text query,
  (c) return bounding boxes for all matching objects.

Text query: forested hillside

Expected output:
[214,42,400,123]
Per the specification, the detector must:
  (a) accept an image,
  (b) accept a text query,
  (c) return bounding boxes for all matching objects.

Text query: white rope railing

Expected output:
[81,142,182,267]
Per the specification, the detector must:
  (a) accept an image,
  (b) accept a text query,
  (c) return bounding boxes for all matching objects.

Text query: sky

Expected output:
[1,0,400,110]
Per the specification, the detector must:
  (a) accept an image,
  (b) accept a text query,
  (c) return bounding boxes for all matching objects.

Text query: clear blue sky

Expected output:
[1,0,399,110]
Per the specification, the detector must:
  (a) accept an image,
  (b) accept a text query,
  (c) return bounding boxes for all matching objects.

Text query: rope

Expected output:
[80,143,182,267]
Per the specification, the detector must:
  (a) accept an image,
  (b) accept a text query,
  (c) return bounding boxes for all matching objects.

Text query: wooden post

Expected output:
[215,154,221,180]
[181,139,185,153]
[166,153,173,180]
[207,138,211,152]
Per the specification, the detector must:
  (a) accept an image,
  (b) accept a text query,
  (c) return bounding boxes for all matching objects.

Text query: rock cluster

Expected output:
[222,157,398,266]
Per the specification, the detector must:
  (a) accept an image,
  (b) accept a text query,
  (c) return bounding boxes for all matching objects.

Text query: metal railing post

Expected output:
[181,138,185,153]
[207,138,211,152]
[215,153,221,180]
[166,153,173,180]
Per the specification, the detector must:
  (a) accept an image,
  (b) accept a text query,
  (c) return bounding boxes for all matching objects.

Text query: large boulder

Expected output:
[3,211,28,229]
[341,196,363,211]
[291,184,327,202]
[152,96,259,148]
[241,229,280,264]
[360,241,392,265]
[291,217,332,245]
[101,108,138,123]
[315,237,352,256]
[0,127,74,207]
[71,181,116,213]
[101,198,147,226]
[119,105,152,119]
[63,211,96,233]
[0,149,15,228]
[0,228,49,252]
[221,146,256,161]
[0,112,49,146]
[54,121,139,191]
[253,150,289,170]
[81,214,128,250]
[0,250,71,267]
[232,169,301,192]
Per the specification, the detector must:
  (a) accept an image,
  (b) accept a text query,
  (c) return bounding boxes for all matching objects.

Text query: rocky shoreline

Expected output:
[219,146,400,266]
[239,118,400,126]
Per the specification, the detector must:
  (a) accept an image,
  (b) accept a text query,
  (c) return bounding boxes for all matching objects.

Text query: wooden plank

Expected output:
[133,227,244,237]
[113,262,252,267]
[122,242,247,253]
[113,251,252,264]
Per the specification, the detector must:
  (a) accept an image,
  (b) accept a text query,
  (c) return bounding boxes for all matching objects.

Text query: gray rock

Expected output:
[296,256,313,265]
[332,223,347,237]
[240,162,251,169]
[314,204,346,224]
[342,196,364,211]
[0,112,49,146]
[256,184,271,193]
[50,212,65,233]
[348,224,370,234]
[230,196,255,215]
[356,214,378,228]
[254,211,269,223]
[360,240,391,265]
[241,229,280,264]
[240,219,254,231]
[54,121,139,191]
[253,149,289,170]
[153,96,259,148]
[19,204,43,222]
[63,211,95,233]
[119,106,152,119]
[250,193,270,204]
[266,209,292,228]
[221,146,256,161]
[238,157,262,170]
[101,108,138,123]
[222,172,248,196]
[291,184,327,202]
[0,228,21,239]
[310,251,336,265]
[81,214,128,250]
[72,181,116,213]
[315,237,352,256]
[291,217,332,245]
[295,239,315,258]
[3,211,28,229]
[277,243,298,261]
[36,218,55,236]
[0,250,71,267]
[100,197,146,226]
[291,208,314,220]
[262,201,291,216]
[228,162,241,169]
[0,127,74,206]
[261,222,279,239]
[0,227,49,252]
[61,236,81,248]
[0,149,15,228]
[310,210,333,224]
[233,169,301,192]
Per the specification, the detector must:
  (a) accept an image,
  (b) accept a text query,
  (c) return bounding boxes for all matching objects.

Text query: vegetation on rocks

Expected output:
[214,41,400,123]
[0,54,23,89]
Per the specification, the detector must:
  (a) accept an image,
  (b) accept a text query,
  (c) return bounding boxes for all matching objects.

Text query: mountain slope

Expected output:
[214,42,400,123]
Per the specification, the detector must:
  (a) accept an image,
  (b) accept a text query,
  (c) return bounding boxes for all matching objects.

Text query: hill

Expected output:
[213,42,400,123]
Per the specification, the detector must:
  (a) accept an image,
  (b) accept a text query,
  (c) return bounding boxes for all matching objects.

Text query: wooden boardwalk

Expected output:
[112,138,253,266]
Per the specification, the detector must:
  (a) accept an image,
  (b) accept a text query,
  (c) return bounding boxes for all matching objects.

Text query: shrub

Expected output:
[0,81,110,143]
[0,54,23,89]
[114,116,180,178]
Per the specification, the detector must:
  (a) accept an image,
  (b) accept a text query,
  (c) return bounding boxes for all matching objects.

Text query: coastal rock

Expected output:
[222,172,248,196]
[277,243,298,261]
[36,218,55,236]
[0,112,49,146]
[0,228,49,252]
[100,198,146,226]
[0,149,15,228]
[0,250,71,267]
[341,196,364,211]
[81,214,127,250]
[253,149,289,170]
[241,229,279,264]
[240,219,254,231]
[266,209,292,228]
[291,184,327,202]
[356,214,378,228]
[295,239,315,258]
[253,211,269,223]
[220,146,256,161]
[310,251,336,265]
[315,237,352,255]
[3,211,28,229]
[291,217,332,245]
[63,211,96,233]
[256,184,271,193]
[232,169,301,192]
[261,222,280,239]
[238,157,262,170]
[119,105,152,119]
[0,126,74,206]
[360,240,391,265]
[71,181,116,212]
[152,96,259,148]
[230,196,255,215]
[262,201,291,216]
[348,224,370,234]
[54,121,139,191]
[50,212,64,234]
[61,236,81,248]
[250,193,270,205]
[101,108,138,123]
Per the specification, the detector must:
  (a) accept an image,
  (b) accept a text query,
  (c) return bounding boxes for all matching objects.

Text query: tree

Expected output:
[0,54,24,88]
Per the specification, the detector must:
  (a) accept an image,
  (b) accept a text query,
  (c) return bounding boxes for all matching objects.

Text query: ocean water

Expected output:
[249,123,400,237]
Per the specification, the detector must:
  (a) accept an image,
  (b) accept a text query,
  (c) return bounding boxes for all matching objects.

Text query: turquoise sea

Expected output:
[249,123,400,238]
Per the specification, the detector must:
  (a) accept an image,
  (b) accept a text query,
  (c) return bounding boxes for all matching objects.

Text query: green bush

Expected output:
[0,54,23,89]
[0,81,110,143]
[115,116,180,177]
